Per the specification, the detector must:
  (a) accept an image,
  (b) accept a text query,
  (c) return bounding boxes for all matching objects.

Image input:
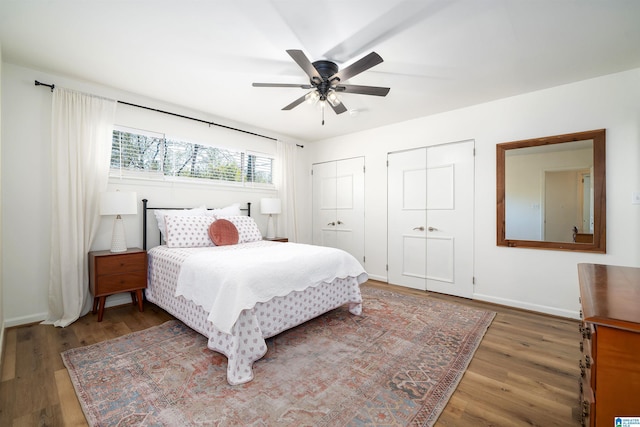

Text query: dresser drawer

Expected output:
[94,251,146,276]
[92,270,147,296]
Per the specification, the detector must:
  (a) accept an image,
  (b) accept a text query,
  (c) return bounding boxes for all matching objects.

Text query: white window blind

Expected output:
[110,127,165,179]
[110,126,274,186]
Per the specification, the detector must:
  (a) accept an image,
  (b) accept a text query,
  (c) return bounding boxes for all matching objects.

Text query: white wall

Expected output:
[306,68,640,319]
[1,62,306,326]
[0,45,5,355]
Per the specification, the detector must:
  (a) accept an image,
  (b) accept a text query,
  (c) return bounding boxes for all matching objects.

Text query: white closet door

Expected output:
[312,161,338,248]
[387,141,475,297]
[312,157,365,265]
[387,148,427,290]
[424,140,475,298]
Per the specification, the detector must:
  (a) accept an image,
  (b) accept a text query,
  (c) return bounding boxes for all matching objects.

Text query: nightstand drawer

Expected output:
[95,252,146,276]
[93,270,146,296]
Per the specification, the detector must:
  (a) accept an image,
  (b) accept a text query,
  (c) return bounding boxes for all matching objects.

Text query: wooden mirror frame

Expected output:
[497,129,606,252]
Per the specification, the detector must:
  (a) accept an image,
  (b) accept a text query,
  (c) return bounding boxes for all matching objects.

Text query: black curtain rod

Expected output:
[35,80,54,92]
[34,80,304,148]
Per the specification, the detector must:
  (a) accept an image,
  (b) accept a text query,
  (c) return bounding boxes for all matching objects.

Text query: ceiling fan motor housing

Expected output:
[312,60,340,99]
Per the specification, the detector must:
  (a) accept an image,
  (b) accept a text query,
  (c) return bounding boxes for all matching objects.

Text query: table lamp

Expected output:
[260,198,281,239]
[100,191,138,252]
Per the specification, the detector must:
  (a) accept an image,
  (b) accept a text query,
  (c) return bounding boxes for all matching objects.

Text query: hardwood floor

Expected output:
[0,281,581,426]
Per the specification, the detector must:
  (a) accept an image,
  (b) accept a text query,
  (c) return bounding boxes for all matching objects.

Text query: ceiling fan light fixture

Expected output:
[327,90,341,107]
[305,90,320,104]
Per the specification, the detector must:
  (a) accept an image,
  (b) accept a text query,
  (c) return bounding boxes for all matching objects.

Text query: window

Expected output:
[110,127,274,186]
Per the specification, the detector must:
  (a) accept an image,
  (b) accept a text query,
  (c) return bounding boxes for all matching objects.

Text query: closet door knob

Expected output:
[327,222,336,226]
[413,226,425,231]
[428,227,438,232]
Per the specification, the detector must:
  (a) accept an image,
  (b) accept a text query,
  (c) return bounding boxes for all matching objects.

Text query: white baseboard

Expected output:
[366,273,387,282]
[4,293,136,328]
[5,312,48,328]
[473,293,580,319]
[360,278,580,320]
[104,293,134,308]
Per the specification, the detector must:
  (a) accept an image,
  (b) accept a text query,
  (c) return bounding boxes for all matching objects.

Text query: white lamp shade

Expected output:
[260,198,281,215]
[100,191,138,216]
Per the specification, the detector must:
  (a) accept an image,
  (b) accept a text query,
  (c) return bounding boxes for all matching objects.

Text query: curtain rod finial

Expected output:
[35,80,55,92]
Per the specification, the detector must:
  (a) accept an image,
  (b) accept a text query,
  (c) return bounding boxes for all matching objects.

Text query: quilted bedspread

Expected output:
[174,241,367,334]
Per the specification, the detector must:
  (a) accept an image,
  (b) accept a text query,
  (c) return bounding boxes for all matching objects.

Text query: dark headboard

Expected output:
[141,199,251,250]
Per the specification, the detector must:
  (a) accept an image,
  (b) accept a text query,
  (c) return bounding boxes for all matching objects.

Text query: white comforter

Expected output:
[174,242,367,334]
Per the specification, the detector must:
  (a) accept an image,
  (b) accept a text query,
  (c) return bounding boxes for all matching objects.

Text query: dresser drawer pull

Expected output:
[580,400,589,427]
[579,360,585,377]
[585,355,591,369]
[579,341,584,352]
[582,400,589,417]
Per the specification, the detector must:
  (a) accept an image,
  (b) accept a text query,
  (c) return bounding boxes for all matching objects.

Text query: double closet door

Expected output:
[312,157,365,266]
[387,141,474,298]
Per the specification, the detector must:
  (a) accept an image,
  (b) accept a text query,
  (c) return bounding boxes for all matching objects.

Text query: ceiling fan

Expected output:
[252,50,390,124]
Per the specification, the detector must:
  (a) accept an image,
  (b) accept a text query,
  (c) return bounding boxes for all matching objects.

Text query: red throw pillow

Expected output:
[208,219,239,246]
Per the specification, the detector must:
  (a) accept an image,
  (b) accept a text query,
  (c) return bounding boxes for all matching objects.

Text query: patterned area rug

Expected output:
[62,287,495,426]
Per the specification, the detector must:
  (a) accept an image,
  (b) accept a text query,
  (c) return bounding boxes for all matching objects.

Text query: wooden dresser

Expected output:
[578,263,640,426]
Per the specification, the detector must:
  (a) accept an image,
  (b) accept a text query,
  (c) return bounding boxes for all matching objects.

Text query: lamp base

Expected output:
[266,214,276,239]
[110,216,128,253]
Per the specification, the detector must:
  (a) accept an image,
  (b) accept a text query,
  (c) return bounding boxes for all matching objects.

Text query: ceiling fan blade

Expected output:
[282,92,310,110]
[331,52,383,82]
[323,1,452,63]
[336,84,390,97]
[286,49,322,83]
[253,82,313,89]
[329,101,348,115]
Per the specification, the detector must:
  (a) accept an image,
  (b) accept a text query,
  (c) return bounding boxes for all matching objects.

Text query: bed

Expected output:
[142,199,368,385]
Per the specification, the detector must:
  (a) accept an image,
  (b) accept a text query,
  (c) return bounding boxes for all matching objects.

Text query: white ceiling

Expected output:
[2,0,640,142]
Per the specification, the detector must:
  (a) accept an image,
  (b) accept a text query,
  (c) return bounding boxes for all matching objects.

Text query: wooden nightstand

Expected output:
[264,237,288,242]
[88,248,147,322]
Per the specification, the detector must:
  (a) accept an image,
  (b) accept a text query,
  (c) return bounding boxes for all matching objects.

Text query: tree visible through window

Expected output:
[110,127,273,186]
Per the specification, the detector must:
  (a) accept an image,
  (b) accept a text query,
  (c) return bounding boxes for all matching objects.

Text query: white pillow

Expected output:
[154,206,207,242]
[206,203,242,218]
[226,216,263,243]
[164,215,215,248]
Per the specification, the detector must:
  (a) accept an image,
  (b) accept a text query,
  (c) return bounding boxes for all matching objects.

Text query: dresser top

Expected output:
[578,263,640,332]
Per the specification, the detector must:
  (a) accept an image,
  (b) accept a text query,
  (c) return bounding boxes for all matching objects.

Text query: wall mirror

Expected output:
[497,129,606,252]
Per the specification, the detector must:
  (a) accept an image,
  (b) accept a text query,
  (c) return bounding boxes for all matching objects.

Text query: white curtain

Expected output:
[43,88,116,327]
[275,140,299,242]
